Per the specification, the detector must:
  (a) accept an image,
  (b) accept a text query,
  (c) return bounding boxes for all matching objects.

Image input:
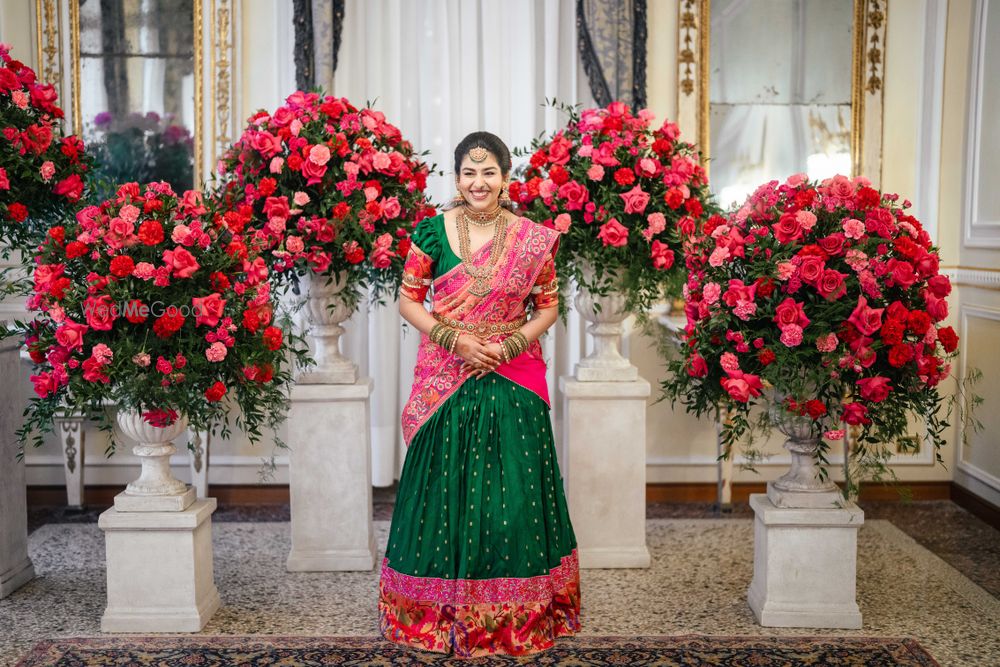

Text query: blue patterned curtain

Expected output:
[576,0,647,109]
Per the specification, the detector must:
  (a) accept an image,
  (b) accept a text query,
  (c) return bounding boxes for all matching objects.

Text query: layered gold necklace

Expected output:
[458,204,507,297]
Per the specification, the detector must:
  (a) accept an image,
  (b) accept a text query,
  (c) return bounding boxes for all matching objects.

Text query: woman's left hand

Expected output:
[461,342,505,378]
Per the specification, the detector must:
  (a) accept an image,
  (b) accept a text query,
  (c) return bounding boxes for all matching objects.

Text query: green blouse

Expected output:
[409,213,461,278]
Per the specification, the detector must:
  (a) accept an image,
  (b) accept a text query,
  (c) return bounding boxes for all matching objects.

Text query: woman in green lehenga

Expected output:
[379,132,581,658]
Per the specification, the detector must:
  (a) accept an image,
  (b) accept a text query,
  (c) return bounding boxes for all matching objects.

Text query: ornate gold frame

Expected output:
[677,0,886,185]
[33,0,238,187]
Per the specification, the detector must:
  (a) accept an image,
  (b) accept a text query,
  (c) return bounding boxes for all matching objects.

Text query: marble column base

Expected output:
[286,379,377,572]
[560,377,651,569]
[747,493,864,629]
[98,499,221,632]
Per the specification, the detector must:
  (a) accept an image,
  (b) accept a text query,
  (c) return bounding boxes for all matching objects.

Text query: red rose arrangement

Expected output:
[16,181,307,452]
[217,91,436,307]
[662,173,963,492]
[513,101,717,314]
[0,44,90,258]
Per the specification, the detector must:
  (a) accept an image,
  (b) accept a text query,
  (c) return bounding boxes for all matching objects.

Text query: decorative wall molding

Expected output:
[852,0,887,185]
[957,303,1000,495]
[943,267,1000,290]
[675,0,709,163]
[964,0,1000,248]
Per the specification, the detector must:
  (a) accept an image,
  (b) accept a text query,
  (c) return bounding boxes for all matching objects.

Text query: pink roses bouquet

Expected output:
[663,174,960,490]
[0,43,91,258]
[217,91,436,307]
[513,101,717,313]
[17,181,307,452]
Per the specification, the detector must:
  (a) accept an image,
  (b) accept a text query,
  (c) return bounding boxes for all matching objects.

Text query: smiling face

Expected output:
[456,151,506,212]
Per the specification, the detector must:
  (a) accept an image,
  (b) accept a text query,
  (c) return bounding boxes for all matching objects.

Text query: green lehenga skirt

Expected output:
[378,374,581,658]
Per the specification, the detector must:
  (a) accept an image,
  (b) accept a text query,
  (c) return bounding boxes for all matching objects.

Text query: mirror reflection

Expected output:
[709,0,854,208]
[79,0,196,194]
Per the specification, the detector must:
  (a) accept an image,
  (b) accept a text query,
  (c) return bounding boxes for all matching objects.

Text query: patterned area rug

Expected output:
[16,635,940,666]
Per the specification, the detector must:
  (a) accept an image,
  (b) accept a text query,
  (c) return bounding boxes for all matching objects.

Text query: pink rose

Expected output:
[774,297,810,330]
[857,376,892,403]
[776,262,796,281]
[795,210,817,231]
[816,269,848,301]
[786,173,808,187]
[816,332,839,352]
[703,282,721,305]
[842,218,865,239]
[269,157,285,174]
[650,240,675,270]
[553,213,572,233]
[557,180,590,211]
[382,197,401,220]
[847,296,884,336]
[192,293,227,327]
[372,151,392,172]
[720,352,740,372]
[162,247,200,278]
[293,191,311,206]
[286,236,305,253]
[597,218,629,247]
[83,295,117,331]
[55,320,88,351]
[780,325,804,347]
[587,164,605,181]
[620,184,650,214]
[721,370,763,403]
[40,161,55,181]
[249,131,282,158]
[370,244,394,269]
[301,159,327,185]
[0,166,8,190]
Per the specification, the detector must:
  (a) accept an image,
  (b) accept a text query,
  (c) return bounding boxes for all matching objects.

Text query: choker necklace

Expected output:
[461,203,503,227]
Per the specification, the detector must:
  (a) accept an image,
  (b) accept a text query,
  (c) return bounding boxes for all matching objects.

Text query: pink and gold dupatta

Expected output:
[401,217,558,446]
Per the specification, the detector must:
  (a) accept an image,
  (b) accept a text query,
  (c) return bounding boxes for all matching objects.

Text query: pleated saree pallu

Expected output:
[379,215,581,658]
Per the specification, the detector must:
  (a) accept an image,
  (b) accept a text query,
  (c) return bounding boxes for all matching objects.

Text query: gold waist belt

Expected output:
[433,313,527,336]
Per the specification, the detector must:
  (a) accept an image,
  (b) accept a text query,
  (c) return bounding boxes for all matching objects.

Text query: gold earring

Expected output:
[499,182,512,207]
[453,189,465,204]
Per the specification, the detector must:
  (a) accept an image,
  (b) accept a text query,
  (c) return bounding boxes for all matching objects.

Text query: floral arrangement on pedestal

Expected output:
[88,110,195,199]
[512,100,718,314]
[216,91,437,308]
[662,173,971,495]
[0,43,90,259]
[17,181,307,453]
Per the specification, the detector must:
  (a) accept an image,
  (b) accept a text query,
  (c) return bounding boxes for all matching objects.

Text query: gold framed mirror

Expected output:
[33,0,239,189]
[676,0,886,205]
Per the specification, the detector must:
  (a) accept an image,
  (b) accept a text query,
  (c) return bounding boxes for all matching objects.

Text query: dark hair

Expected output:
[454,131,512,176]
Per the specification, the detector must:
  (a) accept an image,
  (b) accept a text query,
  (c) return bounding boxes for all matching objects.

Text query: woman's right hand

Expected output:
[454,333,501,370]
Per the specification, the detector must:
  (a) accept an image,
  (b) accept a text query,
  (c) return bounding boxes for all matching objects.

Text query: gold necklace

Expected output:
[457,211,508,297]
[461,203,503,227]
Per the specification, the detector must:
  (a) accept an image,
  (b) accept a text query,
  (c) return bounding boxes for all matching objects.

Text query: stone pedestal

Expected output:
[747,493,863,629]
[286,379,377,571]
[560,377,651,568]
[1,337,34,598]
[99,499,221,632]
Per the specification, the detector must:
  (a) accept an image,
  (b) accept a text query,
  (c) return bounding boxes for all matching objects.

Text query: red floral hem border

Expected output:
[378,575,581,659]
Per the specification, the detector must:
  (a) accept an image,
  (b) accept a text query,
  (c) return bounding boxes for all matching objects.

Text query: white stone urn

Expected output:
[573,265,638,381]
[300,270,359,384]
[115,409,194,511]
[766,395,843,508]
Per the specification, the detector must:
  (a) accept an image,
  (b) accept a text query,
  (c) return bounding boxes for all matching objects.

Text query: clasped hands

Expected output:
[456,335,503,379]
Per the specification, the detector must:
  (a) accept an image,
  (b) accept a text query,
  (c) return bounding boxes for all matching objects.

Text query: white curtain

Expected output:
[329,0,595,485]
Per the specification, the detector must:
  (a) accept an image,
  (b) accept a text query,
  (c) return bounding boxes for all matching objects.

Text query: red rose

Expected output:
[343,241,365,264]
[842,402,871,425]
[255,363,274,383]
[83,295,117,331]
[557,180,590,211]
[53,174,84,202]
[162,247,200,278]
[597,218,629,248]
[772,213,804,244]
[262,196,291,223]
[613,168,635,186]
[798,255,825,285]
[906,310,932,335]
[937,326,959,353]
[684,198,703,217]
[397,237,412,258]
[880,318,906,346]
[242,308,262,334]
[257,177,277,197]
[887,259,917,289]
[927,275,951,298]
[262,325,283,351]
[192,293,227,327]
[924,293,949,321]
[65,241,89,258]
[650,240,675,270]
[209,271,231,292]
[774,298,810,330]
[109,255,135,278]
[205,381,227,403]
[7,202,28,221]
[817,233,846,256]
[152,310,185,338]
[847,296,884,336]
[549,165,570,186]
[816,269,847,301]
[664,188,685,209]
[914,251,940,278]
[688,354,708,377]
[857,376,892,403]
[332,202,351,219]
[138,220,164,246]
[48,226,65,244]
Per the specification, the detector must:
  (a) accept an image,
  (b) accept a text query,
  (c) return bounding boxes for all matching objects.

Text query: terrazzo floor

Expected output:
[4,511,1000,666]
